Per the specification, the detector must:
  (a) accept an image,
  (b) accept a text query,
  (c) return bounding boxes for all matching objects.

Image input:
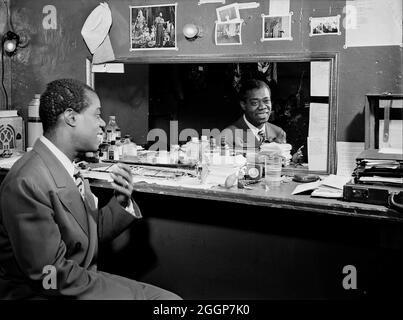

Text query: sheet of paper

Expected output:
[308,137,328,171]
[311,186,343,198]
[291,180,322,195]
[237,2,260,10]
[359,176,403,185]
[308,103,329,138]
[92,63,124,73]
[336,142,364,176]
[345,0,402,48]
[321,174,352,190]
[379,120,403,150]
[310,61,330,97]
[379,148,403,154]
[269,0,290,16]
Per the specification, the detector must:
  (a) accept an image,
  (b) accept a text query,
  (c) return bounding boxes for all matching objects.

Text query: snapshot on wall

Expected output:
[309,15,341,36]
[216,3,241,22]
[130,3,177,51]
[215,20,243,45]
[261,13,293,41]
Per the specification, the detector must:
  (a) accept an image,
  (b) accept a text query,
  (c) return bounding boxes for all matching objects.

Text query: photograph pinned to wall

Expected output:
[261,12,293,41]
[215,20,243,45]
[309,15,341,36]
[130,3,177,51]
[216,3,241,22]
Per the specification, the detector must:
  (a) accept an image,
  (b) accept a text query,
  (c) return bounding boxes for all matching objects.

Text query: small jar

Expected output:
[243,152,264,181]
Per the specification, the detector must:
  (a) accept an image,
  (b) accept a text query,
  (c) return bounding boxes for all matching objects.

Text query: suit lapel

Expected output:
[56,188,89,236]
[33,139,89,236]
[238,117,261,148]
[83,192,98,266]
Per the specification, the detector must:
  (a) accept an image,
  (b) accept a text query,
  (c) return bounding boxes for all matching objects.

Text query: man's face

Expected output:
[74,90,106,152]
[241,87,272,128]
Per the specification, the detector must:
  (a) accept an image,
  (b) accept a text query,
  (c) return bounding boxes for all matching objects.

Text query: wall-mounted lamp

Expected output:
[183,23,202,41]
[2,31,20,56]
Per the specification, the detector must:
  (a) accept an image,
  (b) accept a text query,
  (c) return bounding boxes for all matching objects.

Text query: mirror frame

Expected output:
[87,52,339,174]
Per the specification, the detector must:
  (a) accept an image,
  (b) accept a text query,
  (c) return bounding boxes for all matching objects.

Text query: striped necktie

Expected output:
[73,169,86,199]
[258,129,266,143]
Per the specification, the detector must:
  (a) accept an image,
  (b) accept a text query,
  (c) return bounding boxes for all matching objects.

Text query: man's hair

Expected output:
[39,78,96,133]
[239,79,271,102]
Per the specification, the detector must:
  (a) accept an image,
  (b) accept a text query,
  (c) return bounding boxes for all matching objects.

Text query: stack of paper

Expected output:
[353,149,403,187]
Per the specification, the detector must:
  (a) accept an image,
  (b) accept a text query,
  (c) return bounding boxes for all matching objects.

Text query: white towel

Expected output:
[81,2,115,63]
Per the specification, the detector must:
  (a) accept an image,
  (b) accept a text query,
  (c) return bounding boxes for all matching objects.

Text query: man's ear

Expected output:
[63,108,77,127]
[240,101,246,111]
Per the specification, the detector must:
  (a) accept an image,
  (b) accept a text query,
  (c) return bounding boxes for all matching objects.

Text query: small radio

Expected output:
[0,112,24,154]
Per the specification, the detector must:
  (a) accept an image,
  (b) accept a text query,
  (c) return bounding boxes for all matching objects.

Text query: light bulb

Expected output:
[183,24,199,39]
[4,39,17,53]
[2,31,20,56]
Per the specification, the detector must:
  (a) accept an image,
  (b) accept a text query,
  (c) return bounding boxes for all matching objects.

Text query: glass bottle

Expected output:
[115,128,121,140]
[108,140,119,161]
[200,135,209,163]
[188,137,199,162]
[105,116,118,142]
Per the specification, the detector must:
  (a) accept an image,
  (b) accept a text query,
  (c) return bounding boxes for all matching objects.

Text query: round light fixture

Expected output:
[183,24,199,40]
[2,31,20,56]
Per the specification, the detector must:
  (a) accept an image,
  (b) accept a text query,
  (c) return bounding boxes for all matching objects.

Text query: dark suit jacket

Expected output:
[0,139,143,299]
[221,116,286,149]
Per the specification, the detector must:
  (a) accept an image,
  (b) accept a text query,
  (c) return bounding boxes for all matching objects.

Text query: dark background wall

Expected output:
[4,0,401,144]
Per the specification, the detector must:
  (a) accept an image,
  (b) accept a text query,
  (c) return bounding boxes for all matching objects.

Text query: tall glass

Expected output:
[264,155,282,187]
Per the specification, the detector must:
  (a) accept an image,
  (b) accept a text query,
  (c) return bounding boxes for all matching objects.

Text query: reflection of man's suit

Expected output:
[0,139,146,299]
[221,116,286,149]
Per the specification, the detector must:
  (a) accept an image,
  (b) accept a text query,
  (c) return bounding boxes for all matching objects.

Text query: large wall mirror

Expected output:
[88,53,338,174]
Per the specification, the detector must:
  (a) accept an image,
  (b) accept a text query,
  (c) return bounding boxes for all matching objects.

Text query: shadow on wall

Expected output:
[345,108,365,142]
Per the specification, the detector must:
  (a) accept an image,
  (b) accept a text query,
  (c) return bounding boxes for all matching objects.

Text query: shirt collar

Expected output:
[243,114,265,139]
[39,136,76,180]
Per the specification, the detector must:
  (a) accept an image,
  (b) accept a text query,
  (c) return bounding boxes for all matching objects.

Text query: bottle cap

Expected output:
[111,140,116,145]
[201,135,208,141]
[191,137,198,142]
[109,115,115,120]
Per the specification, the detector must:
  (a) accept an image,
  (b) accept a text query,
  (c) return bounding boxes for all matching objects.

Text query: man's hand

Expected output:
[110,163,133,208]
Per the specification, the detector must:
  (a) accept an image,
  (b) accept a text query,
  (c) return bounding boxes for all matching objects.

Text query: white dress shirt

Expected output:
[39,136,136,216]
[243,114,265,141]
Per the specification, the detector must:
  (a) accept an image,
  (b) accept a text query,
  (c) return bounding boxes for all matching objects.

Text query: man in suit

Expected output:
[221,79,286,149]
[0,79,180,299]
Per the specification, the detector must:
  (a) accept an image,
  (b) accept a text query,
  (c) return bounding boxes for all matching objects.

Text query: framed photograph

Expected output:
[309,15,341,36]
[216,3,240,22]
[130,3,177,51]
[261,13,293,41]
[215,20,243,45]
